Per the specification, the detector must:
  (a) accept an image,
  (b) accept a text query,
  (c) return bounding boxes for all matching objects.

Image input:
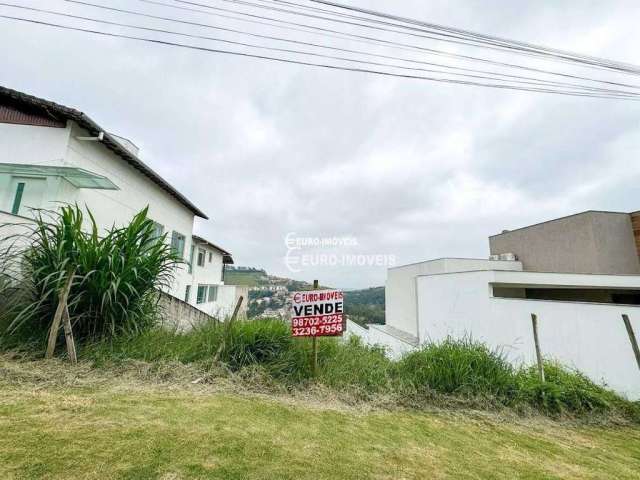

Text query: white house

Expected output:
[0,85,246,320]
[348,211,640,399]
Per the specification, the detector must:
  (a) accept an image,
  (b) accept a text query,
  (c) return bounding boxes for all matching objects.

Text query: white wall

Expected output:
[386,258,523,341]
[345,320,416,360]
[0,121,199,301]
[416,270,640,399]
[0,122,70,166]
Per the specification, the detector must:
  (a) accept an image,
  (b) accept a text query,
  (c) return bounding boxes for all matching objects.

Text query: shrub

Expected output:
[0,205,178,346]
[70,322,640,421]
[85,318,312,381]
[515,362,637,418]
[393,338,517,399]
[318,335,392,393]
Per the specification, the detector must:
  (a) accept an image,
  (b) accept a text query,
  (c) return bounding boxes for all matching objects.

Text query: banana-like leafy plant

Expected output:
[0,205,179,345]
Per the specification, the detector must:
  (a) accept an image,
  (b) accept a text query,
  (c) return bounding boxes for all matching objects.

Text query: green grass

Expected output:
[1,363,640,480]
[75,322,640,421]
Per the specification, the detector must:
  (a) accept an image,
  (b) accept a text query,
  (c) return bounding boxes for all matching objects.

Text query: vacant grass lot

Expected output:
[1,359,639,479]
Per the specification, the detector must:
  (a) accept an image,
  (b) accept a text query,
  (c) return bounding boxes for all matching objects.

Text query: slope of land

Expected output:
[1,357,639,480]
[227,266,385,322]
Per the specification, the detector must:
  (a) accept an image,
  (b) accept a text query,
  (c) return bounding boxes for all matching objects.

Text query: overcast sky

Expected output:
[2,0,640,288]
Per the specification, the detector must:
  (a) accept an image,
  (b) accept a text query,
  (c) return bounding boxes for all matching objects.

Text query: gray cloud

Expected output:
[1,0,639,287]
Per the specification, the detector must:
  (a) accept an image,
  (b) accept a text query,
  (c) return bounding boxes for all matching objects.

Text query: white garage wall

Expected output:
[417,270,640,399]
[386,259,523,341]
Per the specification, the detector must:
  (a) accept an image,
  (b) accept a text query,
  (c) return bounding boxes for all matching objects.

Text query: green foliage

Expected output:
[515,362,638,418]
[0,205,178,345]
[86,319,311,381]
[393,338,517,399]
[344,287,385,325]
[318,335,392,394]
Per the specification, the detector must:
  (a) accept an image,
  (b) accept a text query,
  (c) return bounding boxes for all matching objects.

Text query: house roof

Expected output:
[489,210,630,238]
[192,234,234,264]
[0,85,208,219]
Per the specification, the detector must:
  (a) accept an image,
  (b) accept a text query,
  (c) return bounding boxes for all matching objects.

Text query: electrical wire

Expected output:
[119,0,640,89]
[189,0,640,75]
[0,14,636,100]
[7,2,631,95]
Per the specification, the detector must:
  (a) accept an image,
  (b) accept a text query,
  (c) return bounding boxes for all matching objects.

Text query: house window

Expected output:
[171,231,186,258]
[208,252,213,263]
[196,285,208,304]
[188,245,195,274]
[197,248,206,267]
[185,285,191,303]
[150,221,164,240]
[11,182,25,215]
[208,285,218,302]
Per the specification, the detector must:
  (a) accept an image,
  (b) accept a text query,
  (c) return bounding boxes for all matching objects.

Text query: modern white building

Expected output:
[0,85,246,320]
[349,211,640,399]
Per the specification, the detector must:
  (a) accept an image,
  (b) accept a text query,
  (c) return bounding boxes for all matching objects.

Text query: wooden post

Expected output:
[311,280,319,377]
[229,295,244,324]
[531,313,545,383]
[622,314,640,371]
[45,270,74,360]
[213,295,244,364]
[62,303,77,364]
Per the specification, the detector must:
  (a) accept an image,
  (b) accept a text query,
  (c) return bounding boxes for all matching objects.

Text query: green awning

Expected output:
[0,163,118,190]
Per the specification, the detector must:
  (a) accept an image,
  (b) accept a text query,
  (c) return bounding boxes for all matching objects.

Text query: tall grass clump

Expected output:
[515,362,639,419]
[85,318,311,381]
[393,338,517,400]
[0,205,178,347]
[318,335,392,394]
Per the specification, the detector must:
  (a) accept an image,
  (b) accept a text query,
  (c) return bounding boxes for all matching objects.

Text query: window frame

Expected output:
[208,285,218,302]
[171,231,186,258]
[197,248,206,267]
[11,182,25,215]
[196,285,208,304]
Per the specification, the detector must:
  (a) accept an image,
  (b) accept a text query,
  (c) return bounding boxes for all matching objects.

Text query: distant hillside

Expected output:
[224,268,268,287]
[228,267,385,324]
[344,287,385,325]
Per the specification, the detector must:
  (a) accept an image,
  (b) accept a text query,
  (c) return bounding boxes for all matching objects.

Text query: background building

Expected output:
[0,85,246,321]
[349,211,640,400]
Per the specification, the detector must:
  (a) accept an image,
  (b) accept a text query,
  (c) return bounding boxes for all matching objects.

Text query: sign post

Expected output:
[312,280,319,377]
[290,280,344,377]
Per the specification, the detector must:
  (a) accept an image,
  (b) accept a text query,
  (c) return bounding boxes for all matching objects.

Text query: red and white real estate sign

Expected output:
[290,289,344,337]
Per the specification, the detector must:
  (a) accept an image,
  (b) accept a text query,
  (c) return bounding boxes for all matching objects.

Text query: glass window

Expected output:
[208,285,218,302]
[197,248,206,267]
[11,182,25,215]
[185,285,191,303]
[208,252,213,263]
[188,245,195,274]
[150,221,164,240]
[171,231,186,258]
[196,285,207,304]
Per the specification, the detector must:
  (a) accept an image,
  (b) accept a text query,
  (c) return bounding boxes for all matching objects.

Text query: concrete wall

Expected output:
[345,320,416,359]
[158,291,218,332]
[490,211,640,274]
[416,270,640,399]
[386,258,523,341]
[196,284,248,319]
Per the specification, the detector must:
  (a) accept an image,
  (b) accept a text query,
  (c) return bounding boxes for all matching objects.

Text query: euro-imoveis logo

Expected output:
[284,232,396,273]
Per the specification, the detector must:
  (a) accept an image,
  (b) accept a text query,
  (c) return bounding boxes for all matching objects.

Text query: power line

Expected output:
[306,0,640,73]
[0,14,636,100]
[11,2,631,95]
[123,0,640,90]
[192,0,640,75]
